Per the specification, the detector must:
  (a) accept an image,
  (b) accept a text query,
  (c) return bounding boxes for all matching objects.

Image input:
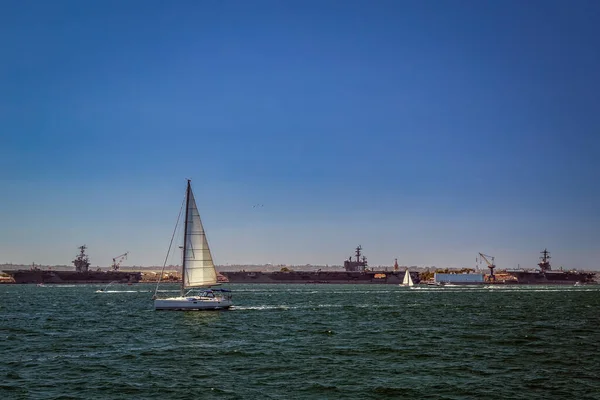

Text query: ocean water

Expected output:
[1,283,599,399]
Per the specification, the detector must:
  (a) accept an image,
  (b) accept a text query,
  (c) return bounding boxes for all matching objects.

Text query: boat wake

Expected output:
[409,285,600,292]
[95,290,150,293]
[230,305,291,311]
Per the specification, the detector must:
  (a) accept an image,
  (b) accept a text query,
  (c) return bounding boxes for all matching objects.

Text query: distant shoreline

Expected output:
[2,263,598,274]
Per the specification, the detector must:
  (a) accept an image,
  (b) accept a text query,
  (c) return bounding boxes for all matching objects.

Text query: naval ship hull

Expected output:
[3,270,142,284]
[221,270,408,284]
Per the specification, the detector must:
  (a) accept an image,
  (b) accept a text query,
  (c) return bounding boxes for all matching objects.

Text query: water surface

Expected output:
[1,284,599,399]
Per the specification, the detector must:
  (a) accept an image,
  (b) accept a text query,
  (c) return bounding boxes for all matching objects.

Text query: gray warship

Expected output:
[221,246,412,284]
[3,245,142,284]
[505,249,596,284]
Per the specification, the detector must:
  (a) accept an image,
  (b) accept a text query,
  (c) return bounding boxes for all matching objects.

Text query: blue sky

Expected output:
[1,0,599,270]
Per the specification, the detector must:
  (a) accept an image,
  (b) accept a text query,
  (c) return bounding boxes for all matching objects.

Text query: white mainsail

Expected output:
[402,269,414,287]
[183,185,217,288]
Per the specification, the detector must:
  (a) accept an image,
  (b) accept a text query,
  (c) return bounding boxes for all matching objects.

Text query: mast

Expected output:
[181,180,191,295]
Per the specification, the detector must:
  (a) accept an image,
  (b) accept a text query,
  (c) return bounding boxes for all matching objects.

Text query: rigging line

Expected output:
[152,192,186,300]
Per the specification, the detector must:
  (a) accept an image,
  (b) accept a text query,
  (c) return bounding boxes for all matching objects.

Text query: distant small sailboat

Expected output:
[153,180,233,311]
[401,269,414,287]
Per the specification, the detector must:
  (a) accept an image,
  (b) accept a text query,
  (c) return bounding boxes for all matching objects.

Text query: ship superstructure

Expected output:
[73,245,91,272]
[344,245,368,272]
[537,249,551,272]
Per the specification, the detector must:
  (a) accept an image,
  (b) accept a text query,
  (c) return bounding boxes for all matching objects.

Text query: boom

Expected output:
[111,252,129,271]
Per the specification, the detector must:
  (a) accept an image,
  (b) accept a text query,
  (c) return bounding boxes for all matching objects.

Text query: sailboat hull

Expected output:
[154,296,233,311]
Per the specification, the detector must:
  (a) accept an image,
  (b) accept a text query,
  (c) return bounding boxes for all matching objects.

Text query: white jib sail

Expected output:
[183,187,217,288]
[403,270,413,286]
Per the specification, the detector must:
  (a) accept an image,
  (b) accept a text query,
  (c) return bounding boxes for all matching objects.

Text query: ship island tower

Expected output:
[73,245,91,272]
[344,245,368,272]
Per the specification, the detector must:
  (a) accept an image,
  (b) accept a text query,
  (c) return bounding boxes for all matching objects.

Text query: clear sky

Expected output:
[1,0,599,270]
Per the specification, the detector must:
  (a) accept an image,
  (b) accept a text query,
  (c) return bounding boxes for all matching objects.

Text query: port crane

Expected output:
[477,252,496,281]
[111,252,128,271]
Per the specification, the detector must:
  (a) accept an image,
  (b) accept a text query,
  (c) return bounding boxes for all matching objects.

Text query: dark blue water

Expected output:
[1,284,599,399]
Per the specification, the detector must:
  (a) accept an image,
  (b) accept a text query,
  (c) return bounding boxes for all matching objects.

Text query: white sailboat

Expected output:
[401,269,414,287]
[154,180,233,311]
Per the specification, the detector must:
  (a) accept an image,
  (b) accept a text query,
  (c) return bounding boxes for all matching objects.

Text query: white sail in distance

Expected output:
[183,186,217,288]
[403,270,414,286]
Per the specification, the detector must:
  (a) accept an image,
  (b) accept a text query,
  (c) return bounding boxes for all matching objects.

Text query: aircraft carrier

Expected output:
[221,246,416,284]
[505,249,596,284]
[3,245,142,284]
